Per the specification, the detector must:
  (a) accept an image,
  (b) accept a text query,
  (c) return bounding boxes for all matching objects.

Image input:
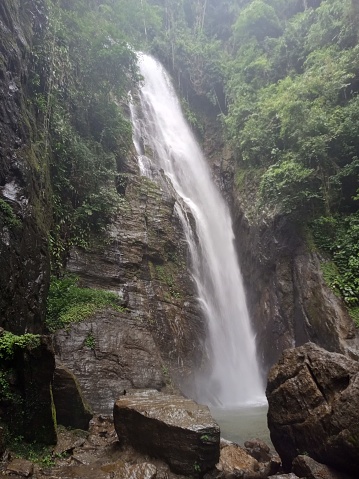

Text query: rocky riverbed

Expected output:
[1,414,281,479]
[1,372,357,479]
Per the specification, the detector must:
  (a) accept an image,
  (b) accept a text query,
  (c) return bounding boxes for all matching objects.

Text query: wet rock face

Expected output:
[266,343,359,475]
[0,0,50,334]
[54,311,166,414]
[232,203,358,371]
[213,439,281,479]
[113,390,220,477]
[56,168,204,411]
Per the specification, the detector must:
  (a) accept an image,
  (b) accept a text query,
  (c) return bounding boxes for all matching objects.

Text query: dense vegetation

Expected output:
[226,0,359,317]
[30,0,149,267]
[2,0,359,453]
[31,0,358,318]
[136,0,359,321]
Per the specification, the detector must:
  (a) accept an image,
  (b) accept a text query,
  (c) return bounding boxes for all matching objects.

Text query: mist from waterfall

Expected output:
[130,53,264,407]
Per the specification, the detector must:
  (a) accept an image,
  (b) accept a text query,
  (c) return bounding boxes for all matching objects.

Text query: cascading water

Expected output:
[131,53,264,407]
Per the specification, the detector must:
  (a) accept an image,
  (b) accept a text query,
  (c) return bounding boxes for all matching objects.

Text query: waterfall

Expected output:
[130,53,264,407]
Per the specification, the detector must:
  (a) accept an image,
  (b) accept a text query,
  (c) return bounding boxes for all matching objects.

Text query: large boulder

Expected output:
[113,390,220,476]
[266,343,359,475]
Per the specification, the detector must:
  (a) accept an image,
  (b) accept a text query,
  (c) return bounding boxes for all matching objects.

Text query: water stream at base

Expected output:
[210,404,271,447]
[130,53,265,408]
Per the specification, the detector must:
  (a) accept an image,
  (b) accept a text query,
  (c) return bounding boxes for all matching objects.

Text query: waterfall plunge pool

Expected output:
[210,403,272,448]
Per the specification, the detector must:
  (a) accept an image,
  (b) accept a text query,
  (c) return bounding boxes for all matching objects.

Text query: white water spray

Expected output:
[131,54,264,407]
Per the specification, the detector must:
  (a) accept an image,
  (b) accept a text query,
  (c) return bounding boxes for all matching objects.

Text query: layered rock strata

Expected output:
[55,165,204,413]
[233,192,358,371]
[54,311,166,414]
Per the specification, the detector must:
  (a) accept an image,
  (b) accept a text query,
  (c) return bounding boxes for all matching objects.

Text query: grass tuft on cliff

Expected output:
[46,275,125,332]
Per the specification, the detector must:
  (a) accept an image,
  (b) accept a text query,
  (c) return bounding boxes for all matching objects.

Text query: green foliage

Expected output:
[349,307,359,327]
[84,332,96,349]
[259,158,321,217]
[28,0,146,269]
[155,265,181,299]
[224,0,359,220]
[46,275,125,332]
[233,0,282,42]
[181,98,204,134]
[48,101,121,266]
[0,332,41,360]
[149,0,227,109]
[312,213,359,308]
[320,261,339,290]
[0,199,21,228]
[7,435,55,467]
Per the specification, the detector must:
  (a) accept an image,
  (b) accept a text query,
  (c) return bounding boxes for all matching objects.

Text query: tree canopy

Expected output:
[31,0,359,317]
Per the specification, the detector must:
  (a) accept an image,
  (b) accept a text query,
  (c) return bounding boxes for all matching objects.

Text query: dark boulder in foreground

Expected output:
[266,343,359,475]
[292,455,354,479]
[113,390,220,477]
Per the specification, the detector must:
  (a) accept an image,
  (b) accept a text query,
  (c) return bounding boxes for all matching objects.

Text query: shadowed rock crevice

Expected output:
[53,361,93,430]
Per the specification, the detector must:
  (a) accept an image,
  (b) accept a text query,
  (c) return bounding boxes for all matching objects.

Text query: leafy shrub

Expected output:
[0,332,41,360]
[312,212,359,308]
[349,307,359,327]
[0,199,21,228]
[46,275,125,332]
[259,158,321,217]
[224,0,359,223]
[6,434,55,467]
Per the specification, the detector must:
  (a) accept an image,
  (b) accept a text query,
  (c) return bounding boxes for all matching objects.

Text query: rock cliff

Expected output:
[0,0,205,428]
[54,154,205,413]
[1,0,358,454]
[0,0,50,335]
[233,198,358,371]
[0,0,56,444]
[196,103,358,372]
